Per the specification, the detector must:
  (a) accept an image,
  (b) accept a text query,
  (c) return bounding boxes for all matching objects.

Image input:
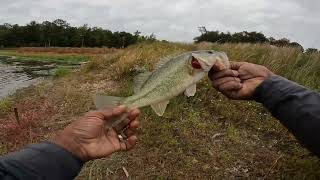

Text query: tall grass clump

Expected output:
[216,43,320,91]
[0,98,13,116]
[90,42,197,78]
[93,42,320,91]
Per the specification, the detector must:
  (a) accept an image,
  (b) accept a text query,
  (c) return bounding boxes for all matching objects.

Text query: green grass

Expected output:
[0,98,13,116]
[0,49,90,64]
[0,50,16,56]
[1,42,320,179]
[14,55,89,63]
[54,67,72,77]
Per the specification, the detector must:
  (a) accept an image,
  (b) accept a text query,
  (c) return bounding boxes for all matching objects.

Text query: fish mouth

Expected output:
[198,61,211,71]
[191,56,211,71]
[191,56,202,69]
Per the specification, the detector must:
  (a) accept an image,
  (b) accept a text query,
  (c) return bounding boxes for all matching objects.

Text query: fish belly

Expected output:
[124,70,192,108]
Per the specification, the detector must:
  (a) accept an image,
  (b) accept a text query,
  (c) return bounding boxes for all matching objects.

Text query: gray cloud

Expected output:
[0,0,319,48]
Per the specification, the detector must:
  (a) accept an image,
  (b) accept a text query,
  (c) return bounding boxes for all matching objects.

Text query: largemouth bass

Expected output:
[94,50,229,127]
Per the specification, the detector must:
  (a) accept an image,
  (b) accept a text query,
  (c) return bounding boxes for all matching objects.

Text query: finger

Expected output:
[110,105,127,117]
[115,116,140,135]
[130,120,140,129]
[124,128,135,137]
[211,61,227,71]
[218,81,243,92]
[212,77,241,89]
[120,135,138,151]
[230,62,246,70]
[101,105,126,122]
[209,69,239,81]
[128,108,140,122]
[113,118,130,132]
[126,120,140,137]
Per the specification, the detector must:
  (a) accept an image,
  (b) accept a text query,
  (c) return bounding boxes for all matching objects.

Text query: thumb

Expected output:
[230,61,246,70]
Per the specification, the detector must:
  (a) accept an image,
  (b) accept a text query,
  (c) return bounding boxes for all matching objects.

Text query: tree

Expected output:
[25,21,41,46]
[270,38,290,47]
[41,21,54,47]
[0,19,150,48]
[289,42,304,52]
[194,30,268,44]
[0,24,11,47]
[194,31,221,43]
[194,28,305,50]
[305,48,318,54]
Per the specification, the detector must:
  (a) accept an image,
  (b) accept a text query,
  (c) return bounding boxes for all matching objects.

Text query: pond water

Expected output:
[0,56,80,99]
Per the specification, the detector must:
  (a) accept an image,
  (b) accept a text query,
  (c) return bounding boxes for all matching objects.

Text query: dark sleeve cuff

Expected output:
[0,142,84,180]
[253,75,305,111]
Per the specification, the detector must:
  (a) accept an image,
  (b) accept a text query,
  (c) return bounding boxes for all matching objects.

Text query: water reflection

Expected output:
[0,55,81,99]
[0,61,41,99]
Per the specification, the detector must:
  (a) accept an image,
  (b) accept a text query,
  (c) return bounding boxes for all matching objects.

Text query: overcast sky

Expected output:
[1,0,320,48]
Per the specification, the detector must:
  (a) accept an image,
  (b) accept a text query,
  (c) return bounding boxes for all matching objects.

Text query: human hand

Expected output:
[51,106,140,161]
[208,62,274,100]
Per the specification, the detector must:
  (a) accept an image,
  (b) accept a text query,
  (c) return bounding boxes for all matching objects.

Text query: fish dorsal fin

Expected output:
[184,84,197,97]
[151,100,169,116]
[154,56,173,70]
[134,72,152,93]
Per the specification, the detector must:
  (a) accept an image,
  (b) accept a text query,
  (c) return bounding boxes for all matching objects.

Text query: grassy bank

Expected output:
[0,49,90,64]
[17,47,117,54]
[0,42,320,179]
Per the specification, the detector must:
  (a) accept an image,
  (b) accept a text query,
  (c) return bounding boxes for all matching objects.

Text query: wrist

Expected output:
[261,67,275,81]
[255,68,274,88]
[51,132,88,162]
[253,75,276,102]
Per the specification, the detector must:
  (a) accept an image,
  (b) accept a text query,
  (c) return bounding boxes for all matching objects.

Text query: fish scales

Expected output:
[94,50,230,119]
[125,54,192,108]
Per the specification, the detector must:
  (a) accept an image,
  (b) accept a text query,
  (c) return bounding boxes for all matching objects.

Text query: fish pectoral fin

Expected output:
[184,84,197,97]
[151,100,169,116]
[134,72,152,93]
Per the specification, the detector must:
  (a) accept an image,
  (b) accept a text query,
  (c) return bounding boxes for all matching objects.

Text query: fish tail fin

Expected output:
[94,94,125,109]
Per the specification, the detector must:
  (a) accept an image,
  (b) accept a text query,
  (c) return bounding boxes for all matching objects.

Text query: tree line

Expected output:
[1,21,318,53]
[194,27,309,51]
[0,19,156,48]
